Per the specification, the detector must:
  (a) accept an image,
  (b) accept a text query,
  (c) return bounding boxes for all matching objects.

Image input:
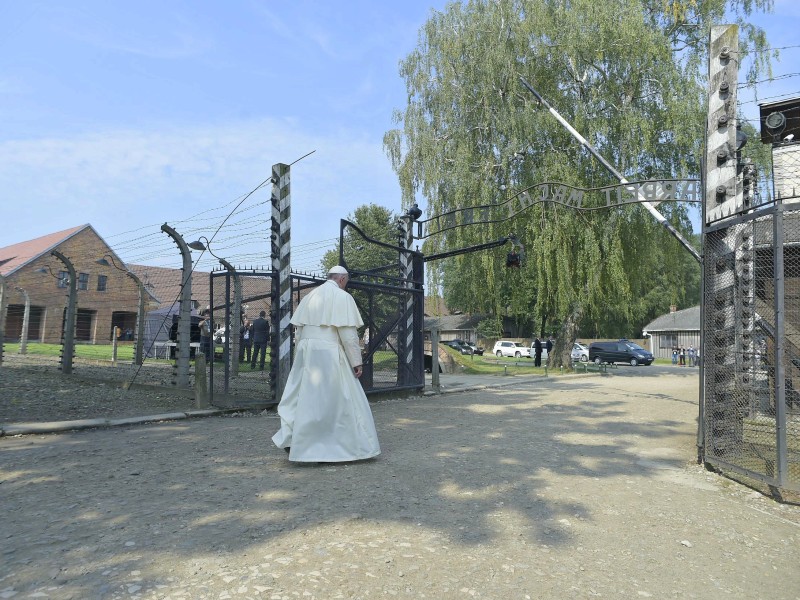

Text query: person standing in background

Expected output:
[251,311,270,370]
[239,318,253,364]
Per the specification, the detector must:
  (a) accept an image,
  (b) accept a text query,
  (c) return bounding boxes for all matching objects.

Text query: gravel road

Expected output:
[1,363,799,599]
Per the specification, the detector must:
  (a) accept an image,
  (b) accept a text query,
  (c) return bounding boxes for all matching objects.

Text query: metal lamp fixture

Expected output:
[188,235,243,375]
[406,203,423,221]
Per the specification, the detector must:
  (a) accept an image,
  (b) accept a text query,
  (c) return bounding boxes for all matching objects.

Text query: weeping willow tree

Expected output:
[384,0,772,366]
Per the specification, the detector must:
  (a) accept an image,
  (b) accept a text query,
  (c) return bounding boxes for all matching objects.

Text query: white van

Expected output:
[493,340,531,358]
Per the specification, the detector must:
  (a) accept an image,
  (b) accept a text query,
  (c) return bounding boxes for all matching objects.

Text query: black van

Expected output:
[588,340,654,366]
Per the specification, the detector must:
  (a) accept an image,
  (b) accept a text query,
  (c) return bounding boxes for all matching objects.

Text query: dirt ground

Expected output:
[0,356,198,424]
[1,366,799,599]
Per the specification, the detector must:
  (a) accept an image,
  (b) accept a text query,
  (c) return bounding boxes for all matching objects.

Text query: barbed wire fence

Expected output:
[3,173,340,395]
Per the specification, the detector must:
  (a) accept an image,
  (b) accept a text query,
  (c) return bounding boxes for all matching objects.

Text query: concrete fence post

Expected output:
[194,353,209,408]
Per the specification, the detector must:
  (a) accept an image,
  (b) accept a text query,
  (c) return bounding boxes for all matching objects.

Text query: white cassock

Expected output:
[272,280,381,462]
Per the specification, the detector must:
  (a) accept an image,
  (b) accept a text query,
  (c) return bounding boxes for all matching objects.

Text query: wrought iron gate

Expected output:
[702,202,800,492]
[207,225,425,407]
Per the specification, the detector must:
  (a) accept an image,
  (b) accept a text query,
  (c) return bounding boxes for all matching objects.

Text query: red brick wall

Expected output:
[5,228,140,344]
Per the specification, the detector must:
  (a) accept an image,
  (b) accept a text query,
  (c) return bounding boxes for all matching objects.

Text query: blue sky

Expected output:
[1,1,798,272]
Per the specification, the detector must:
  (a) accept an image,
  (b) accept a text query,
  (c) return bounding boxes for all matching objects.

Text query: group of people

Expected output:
[196,308,271,371]
[239,311,270,370]
[672,346,698,367]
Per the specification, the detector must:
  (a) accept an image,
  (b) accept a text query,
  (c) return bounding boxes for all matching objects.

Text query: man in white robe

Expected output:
[272,265,381,462]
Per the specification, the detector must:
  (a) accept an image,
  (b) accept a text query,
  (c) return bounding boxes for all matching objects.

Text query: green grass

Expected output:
[4,342,135,361]
[3,342,264,365]
[440,346,546,375]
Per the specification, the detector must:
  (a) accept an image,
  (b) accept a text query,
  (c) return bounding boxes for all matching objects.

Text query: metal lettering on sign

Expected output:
[418,179,700,239]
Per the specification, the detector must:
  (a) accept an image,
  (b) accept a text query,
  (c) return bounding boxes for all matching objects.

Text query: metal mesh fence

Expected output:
[208,271,273,407]
[5,351,188,388]
[703,203,800,492]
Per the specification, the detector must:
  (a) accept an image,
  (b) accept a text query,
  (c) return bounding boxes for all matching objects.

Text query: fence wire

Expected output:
[703,202,800,492]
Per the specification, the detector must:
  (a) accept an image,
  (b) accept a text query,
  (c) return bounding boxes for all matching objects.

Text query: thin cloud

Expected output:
[0,117,400,258]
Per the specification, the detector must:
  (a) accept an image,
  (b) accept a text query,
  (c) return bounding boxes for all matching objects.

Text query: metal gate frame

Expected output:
[208,269,275,409]
[701,201,800,492]
[207,261,425,405]
[337,218,424,395]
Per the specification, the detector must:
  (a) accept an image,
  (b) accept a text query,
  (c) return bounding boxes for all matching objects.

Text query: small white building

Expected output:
[643,305,700,360]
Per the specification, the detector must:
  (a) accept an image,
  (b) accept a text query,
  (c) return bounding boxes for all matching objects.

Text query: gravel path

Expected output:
[1,365,799,599]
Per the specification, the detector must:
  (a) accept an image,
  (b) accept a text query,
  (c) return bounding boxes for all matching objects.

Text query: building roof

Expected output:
[643,305,700,332]
[0,224,89,277]
[129,264,211,309]
[424,314,484,333]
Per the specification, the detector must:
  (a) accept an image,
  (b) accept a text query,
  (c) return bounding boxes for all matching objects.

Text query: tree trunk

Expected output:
[551,301,583,371]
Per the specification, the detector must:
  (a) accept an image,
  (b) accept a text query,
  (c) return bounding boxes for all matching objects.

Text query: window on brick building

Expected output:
[57,271,69,288]
[78,272,89,291]
[97,274,107,292]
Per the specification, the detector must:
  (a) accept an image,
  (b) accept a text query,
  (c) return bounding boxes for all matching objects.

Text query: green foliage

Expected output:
[321,204,402,274]
[385,0,772,344]
[476,317,503,340]
[320,204,406,343]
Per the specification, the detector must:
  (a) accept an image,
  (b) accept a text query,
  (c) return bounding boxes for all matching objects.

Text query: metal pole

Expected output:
[127,271,146,366]
[161,224,193,388]
[271,163,292,403]
[0,274,5,365]
[697,200,707,463]
[112,326,119,364]
[773,201,788,486]
[16,287,30,355]
[51,249,77,375]
[401,216,415,385]
[218,257,242,377]
[431,327,440,392]
[520,77,701,263]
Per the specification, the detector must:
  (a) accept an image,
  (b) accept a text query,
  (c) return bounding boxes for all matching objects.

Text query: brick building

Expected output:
[0,225,154,344]
[2,224,271,347]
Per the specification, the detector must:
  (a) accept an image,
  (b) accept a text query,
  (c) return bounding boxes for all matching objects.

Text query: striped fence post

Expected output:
[705,25,740,224]
[270,163,292,403]
[399,216,415,384]
[702,25,741,459]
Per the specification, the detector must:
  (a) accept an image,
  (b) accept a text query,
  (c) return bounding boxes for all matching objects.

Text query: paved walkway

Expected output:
[2,368,798,599]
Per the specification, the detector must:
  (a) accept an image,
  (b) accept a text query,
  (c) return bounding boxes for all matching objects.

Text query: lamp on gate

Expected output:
[188,236,243,373]
[406,203,423,221]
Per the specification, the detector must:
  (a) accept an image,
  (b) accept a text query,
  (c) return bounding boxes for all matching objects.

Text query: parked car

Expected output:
[493,340,531,358]
[571,342,590,362]
[467,342,485,356]
[589,340,653,366]
[444,340,473,355]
